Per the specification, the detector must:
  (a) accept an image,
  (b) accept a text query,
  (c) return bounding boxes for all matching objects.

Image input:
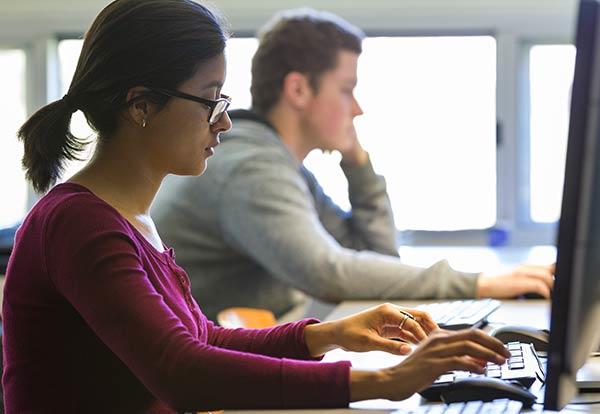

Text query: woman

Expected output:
[2,0,510,413]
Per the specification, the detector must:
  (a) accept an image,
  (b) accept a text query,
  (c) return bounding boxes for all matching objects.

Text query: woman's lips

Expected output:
[205,139,219,156]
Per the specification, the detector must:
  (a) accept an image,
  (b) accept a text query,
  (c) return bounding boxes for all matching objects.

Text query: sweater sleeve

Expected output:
[303,157,399,256]
[206,318,323,360]
[44,195,350,411]
[219,156,479,302]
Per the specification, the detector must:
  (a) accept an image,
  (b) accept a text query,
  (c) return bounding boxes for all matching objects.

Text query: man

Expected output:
[153,9,553,321]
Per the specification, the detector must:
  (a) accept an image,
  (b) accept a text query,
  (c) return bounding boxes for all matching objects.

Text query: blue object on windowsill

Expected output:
[0,224,18,249]
[488,227,509,247]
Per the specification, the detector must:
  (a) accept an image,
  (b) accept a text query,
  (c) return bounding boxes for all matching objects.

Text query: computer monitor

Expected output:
[544,0,600,410]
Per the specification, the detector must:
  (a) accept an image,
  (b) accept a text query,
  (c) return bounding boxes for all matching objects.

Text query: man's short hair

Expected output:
[251,8,365,115]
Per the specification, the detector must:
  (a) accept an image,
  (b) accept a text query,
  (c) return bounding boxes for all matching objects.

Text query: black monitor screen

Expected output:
[544,0,600,410]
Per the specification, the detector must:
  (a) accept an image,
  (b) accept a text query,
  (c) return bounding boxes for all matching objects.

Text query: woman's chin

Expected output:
[195,160,209,176]
[172,159,208,177]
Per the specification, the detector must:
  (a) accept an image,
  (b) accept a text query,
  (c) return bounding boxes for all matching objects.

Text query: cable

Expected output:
[530,344,546,383]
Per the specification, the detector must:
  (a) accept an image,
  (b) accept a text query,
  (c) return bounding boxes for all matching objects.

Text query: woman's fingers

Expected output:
[434,329,511,359]
[382,326,419,344]
[400,317,428,342]
[428,338,507,365]
[367,336,412,355]
[396,307,438,333]
[428,329,510,362]
[377,304,436,338]
[438,355,487,376]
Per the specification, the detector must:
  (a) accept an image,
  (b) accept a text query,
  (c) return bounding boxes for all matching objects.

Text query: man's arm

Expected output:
[303,155,399,256]
[218,156,478,303]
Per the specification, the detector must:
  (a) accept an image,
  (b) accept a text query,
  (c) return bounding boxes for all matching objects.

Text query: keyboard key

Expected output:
[462,400,483,414]
[428,406,448,414]
[506,400,524,413]
[444,402,464,414]
[509,350,522,357]
[416,299,501,330]
[435,373,455,383]
[419,342,537,402]
[486,369,502,378]
[408,399,523,414]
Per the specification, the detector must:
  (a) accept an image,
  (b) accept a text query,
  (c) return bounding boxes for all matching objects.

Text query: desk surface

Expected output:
[229,299,597,414]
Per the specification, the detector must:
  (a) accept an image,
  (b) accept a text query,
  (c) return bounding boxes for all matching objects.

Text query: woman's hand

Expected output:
[304,303,438,358]
[349,328,511,402]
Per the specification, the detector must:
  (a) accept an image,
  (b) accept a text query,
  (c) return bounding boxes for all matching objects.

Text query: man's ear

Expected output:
[280,71,314,110]
[125,86,154,128]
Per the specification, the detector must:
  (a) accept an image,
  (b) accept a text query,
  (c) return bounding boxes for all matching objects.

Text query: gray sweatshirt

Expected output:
[152,112,478,320]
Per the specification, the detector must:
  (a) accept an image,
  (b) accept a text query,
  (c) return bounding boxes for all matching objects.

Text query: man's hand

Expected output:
[477,263,555,299]
[339,123,369,167]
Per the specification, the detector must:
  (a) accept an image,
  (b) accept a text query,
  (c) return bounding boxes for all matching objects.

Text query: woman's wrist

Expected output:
[304,321,338,357]
[349,369,389,402]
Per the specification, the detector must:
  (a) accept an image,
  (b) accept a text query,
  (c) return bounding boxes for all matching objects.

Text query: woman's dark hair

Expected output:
[251,8,364,116]
[18,0,229,193]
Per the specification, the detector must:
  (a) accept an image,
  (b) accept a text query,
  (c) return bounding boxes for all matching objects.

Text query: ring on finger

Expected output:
[400,310,415,320]
[399,314,410,330]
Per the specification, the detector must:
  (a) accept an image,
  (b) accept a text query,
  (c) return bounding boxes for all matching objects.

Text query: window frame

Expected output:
[511,38,573,246]
[0,44,29,228]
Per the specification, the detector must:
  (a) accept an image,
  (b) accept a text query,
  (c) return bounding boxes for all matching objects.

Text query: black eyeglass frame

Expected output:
[131,87,231,125]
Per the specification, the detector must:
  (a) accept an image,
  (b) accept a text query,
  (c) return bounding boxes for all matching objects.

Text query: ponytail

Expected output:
[18,95,87,193]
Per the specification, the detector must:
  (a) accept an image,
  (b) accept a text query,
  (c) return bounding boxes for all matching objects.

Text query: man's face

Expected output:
[301,50,363,153]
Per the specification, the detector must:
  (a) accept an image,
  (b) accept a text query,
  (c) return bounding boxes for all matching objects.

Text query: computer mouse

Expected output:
[490,325,550,352]
[440,377,537,408]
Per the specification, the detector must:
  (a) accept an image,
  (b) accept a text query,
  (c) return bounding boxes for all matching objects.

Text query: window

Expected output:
[57,39,96,182]
[55,36,497,232]
[0,49,27,228]
[307,36,497,231]
[224,38,258,110]
[528,45,576,223]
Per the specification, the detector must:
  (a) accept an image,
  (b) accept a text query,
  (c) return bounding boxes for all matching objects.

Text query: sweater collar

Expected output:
[228,109,277,133]
[226,109,301,168]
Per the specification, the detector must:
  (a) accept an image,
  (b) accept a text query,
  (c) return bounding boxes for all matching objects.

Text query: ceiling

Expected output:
[0,0,578,45]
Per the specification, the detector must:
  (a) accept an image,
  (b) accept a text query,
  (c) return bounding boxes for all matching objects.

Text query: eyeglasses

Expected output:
[147,87,231,125]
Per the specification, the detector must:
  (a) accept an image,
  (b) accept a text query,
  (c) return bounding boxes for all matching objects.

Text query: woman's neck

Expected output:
[68,138,163,216]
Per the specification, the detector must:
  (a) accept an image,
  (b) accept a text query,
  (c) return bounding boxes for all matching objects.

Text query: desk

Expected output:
[229,299,599,414]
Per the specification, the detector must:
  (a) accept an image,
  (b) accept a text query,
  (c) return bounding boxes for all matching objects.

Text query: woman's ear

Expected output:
[125,86,153,128]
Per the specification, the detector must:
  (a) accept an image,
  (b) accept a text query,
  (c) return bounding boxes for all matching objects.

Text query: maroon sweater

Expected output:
[2,183,350,413]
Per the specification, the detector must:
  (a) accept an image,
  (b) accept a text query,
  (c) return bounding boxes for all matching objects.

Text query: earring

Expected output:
[141,118,147,128]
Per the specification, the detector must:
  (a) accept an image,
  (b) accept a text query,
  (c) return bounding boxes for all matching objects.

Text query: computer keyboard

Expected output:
[408,399,523,414]
[416,299,501,330]
[419,342,539,402]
